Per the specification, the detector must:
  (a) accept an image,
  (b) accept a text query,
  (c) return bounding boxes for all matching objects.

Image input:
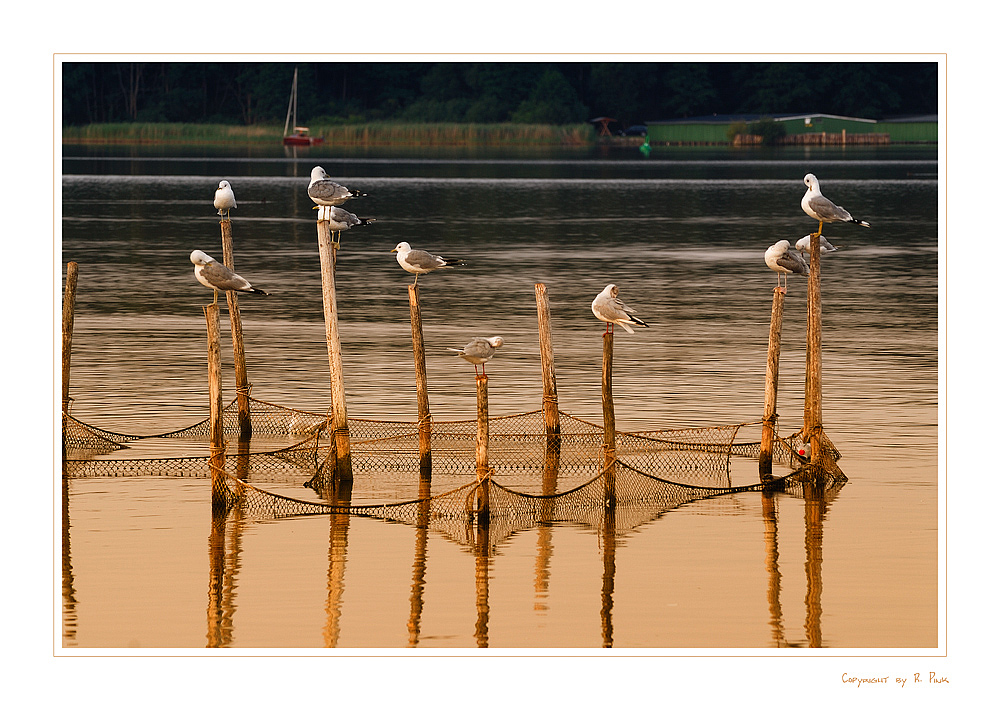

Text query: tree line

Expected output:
[61,61,938,128]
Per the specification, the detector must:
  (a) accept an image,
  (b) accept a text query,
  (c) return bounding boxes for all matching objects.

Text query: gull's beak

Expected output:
[391,247,398,253]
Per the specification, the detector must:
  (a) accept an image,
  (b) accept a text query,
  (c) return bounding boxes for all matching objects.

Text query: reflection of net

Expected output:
[212,461,780,546]
[64,396,843,539]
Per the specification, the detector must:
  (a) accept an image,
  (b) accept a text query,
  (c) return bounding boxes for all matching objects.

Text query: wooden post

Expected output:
[204,303,225,450]
[534,283,560,439]
[61,261,79,414]
[475,373,490,522]
[408,284,432,476]
[601,330,616,508]
[804,238,823,462]
[760,286,785,482]
[220,219,252,439]
[316,219,352,481]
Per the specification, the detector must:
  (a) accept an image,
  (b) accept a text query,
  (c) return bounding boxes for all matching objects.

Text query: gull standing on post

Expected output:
[448,336,505,377]
[214,180,237,220]
[795,234,839,255]
[392,241,465,284]
[591,284,649,334]
[190,250,270,306]
[764,239,810,292]
[801,173,870,236]
[307,166,366,207]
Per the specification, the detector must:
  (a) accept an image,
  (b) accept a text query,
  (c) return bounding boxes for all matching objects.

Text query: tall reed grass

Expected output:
[62,122,598,146]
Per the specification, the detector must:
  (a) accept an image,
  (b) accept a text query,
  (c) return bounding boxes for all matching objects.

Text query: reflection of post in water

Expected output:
[803,484,827,648]
[407,476,432,647]
[760,491,788,647]
[534,438,560,613]
[408,284,433,478]
[323,484,353,649]
[600,507,616,648]
[61,475,79,645]
[474,520,490,648]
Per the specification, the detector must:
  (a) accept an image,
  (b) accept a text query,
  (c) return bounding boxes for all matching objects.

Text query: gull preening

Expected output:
[392,241,464,284]
[801,173,870,235]
[448,336,505,376]
[591,284,649,334]
[307,166,367,208]
[214,180,236,220]
[764,239,810,292]
[190,250,270,305]
[795,234,839,255]
[323,206,375,248]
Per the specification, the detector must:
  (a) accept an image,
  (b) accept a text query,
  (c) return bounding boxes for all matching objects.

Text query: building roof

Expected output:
[647,112,878,125]
[878,114,938,123]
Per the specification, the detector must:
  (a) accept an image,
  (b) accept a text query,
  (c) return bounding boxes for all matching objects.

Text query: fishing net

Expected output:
[63,396,844,544]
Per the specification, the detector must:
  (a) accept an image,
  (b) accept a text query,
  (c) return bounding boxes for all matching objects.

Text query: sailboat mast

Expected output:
[283,67,298,137]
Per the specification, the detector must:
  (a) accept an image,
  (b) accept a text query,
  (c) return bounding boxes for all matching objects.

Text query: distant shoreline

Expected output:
[60,122,648,147]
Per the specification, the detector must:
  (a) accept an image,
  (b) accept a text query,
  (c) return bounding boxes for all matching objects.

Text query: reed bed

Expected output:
[62,122,598,146]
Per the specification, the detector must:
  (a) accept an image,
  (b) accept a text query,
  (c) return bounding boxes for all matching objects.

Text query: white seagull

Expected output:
[214,180,237,220]
[801,173,870,236]
[591,284,649,334]
[795,234,839,255]
[190,250,270,306]
[448,336,505,376]
[391,242,465,284]
[325,206,375,248]
[764,240,810,292]
[308,166,366,208]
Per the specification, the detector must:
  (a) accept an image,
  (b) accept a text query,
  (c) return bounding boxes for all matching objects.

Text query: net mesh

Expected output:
[63,396,845,543]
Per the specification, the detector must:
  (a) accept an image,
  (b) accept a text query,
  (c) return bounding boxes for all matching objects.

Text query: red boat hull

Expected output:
[283,135,324,146]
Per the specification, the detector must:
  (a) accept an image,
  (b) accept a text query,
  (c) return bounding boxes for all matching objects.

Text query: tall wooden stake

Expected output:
[62,261,79,414]
[535,283,560,439]
[475,373,490,522]
[204,303,225,449]
[220,219,251,439]
[804,239,823,461]
[408,284,432,476]
[317,219,352,481]
[760,286,785,482]
[601,330,616,508]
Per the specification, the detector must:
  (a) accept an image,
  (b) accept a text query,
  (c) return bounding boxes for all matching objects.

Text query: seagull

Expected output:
[325,206,375,248]
[448,336,505,377]
[214,180,236,220]
[591,284,649,334]
[795,234,839,255]
[801,173,870,236]
[764,239,810,292]
[307,166,366,208]
[392,242,465,284]
[190,250,270,306]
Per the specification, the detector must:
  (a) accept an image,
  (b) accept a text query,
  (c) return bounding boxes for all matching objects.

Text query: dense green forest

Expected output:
[61,61,938,128]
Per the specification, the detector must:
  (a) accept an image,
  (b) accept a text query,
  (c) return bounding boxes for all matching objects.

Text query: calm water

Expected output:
[59,143,938,649]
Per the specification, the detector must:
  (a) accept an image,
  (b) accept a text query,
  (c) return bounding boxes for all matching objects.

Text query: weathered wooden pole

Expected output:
[220,219,252,439]
[204,303,225,449]
[316,219,352,481]
[803,239,823,463]
[408,284,432,476]
[61,262,79,415]
[205,303,227,509]
[534,283,560,439]
[601,330,616,508]
[475,373,490,522]
[760,286,786,482]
